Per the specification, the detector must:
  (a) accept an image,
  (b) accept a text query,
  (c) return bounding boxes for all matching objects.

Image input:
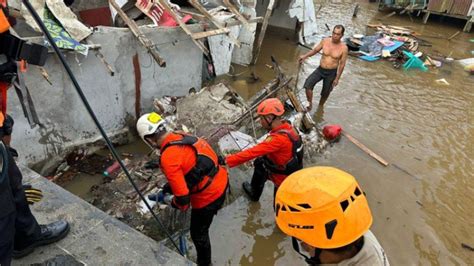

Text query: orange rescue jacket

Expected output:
[159,132,228,210]
[225,122,303,186]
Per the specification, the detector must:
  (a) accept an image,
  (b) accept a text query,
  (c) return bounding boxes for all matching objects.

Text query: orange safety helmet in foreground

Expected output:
[256,98,284,116]
[275,166,373,249]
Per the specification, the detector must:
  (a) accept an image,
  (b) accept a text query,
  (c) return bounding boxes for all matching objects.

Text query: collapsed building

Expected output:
[6,0,318,170]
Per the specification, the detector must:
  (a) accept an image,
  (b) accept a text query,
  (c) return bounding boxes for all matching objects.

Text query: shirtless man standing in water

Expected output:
[298,25,348,110]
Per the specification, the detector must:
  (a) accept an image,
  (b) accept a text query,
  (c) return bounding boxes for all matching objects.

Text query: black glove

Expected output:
[218,155,226,166]
[144,159,160,170]
[23,184,43,205]
[162,183,172,194]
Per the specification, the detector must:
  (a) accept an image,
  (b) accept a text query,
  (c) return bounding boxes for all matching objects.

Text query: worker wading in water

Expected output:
[223,98,303,203]
[136,113,228,266]
[275,167,389,265]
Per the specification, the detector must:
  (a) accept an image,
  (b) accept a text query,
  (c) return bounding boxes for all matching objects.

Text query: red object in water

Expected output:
[104,161,121,177]
[323,124,342,141]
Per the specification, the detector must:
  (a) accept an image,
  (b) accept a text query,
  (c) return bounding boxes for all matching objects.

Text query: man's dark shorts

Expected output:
[303,66,338,99]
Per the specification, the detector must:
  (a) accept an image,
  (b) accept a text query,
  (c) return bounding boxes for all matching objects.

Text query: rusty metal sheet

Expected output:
[449,0,473,16]
[428,0,454,13]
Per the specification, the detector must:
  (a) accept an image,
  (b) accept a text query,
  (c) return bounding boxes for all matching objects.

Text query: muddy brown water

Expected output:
[61,2,472,265]
[212,2,473,265]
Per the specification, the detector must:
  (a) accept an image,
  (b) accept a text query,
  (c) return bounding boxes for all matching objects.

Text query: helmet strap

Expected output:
[292,237,322,265]
[264,115,276,128]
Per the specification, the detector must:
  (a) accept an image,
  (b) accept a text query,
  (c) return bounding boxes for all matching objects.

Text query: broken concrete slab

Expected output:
[13,165,192,265]
[176,83,246,138]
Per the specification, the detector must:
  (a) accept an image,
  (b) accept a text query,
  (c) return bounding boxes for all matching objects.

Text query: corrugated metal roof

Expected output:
[428,0,455,13]
[449,0,473,16]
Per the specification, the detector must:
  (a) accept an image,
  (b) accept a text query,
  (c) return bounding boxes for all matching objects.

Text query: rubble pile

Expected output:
[348,24,449,71]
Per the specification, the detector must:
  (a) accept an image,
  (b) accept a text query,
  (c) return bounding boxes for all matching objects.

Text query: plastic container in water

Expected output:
[103,159,130,177]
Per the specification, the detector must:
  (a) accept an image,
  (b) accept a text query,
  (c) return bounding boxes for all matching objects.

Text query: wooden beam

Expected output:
[422,11,430,24]
[232,78,292,125]
[191,28,231,39]
[448,31,461,41]
[188,0,241,47]
[252,0,274,65]
[223,0,251,30]
[342,131,389,166]
[180,10,206,21]
[286,88,315,131]
[158,0,209,55]
[463,18,472,32]
[223,17,263,27]
[108,0,166,67]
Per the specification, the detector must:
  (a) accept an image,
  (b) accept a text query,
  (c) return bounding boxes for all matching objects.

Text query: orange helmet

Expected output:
[256,98,284,116]
[275,167,373,249]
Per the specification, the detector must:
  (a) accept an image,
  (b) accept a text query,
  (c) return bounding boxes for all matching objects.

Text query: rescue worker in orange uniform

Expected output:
[224,98,303,202]
[136,112,228,266]
[275,167,389,265]
[1,3,69,265]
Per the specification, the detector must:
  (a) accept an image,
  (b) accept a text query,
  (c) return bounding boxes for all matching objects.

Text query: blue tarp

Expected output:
[358,41,404,62]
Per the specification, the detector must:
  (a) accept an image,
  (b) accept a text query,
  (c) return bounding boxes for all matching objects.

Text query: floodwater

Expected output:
[211,1,473,265]
[61,1,473,265]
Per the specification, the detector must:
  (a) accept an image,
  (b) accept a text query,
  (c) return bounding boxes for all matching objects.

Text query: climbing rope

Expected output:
[21,0,184,257]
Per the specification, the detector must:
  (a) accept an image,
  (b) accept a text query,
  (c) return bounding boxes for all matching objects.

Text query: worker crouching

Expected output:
[224,98,303,203]
[136,112,228,266]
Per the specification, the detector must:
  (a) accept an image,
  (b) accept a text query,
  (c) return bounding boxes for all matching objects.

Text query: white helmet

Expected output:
[136,112,167,143]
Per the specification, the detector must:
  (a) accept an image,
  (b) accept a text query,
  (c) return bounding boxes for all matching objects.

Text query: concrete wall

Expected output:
[256,0,297,30]
[9,25,203,166]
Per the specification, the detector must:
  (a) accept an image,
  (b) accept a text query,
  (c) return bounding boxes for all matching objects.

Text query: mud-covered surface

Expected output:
[51,1,474,264]
[53,80,326,248]
[209,2,473,265]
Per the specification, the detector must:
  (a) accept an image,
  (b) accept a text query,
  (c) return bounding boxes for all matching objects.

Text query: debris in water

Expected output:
[435,78,450,86]
[461,243,474,252]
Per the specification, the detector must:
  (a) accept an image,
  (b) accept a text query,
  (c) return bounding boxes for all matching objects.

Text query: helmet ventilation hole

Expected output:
[354,187,362,196]
[340,200,349,212]
[297,203,311,209]
[325,219,338,240]
[288,205,300,212]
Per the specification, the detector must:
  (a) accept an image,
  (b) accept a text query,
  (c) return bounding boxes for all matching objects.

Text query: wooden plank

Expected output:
[180,10,206,21]
[95,49,115,76]
[223,0,251,30]
[463,19,472,32]
[108,0,166,67]
[158,0,209,55]
[224,17,263,27]
[232,78,292,125]
[378,11,396,21]
[286,89,315,131]
[448,31,461,41]
[422,11,430,24]
[188,0,241,47]
[252,0,275,65]
[191,28,231,39]
[342,131,389,166]
[133,53,141,120]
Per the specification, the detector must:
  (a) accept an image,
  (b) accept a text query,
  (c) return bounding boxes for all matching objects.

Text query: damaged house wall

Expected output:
[256,0,297,30]
[9,25,203,167]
